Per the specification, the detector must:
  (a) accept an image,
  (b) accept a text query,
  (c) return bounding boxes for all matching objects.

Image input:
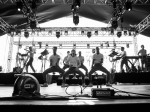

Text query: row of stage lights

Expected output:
[20,42,130,49]
[7,28,137,38]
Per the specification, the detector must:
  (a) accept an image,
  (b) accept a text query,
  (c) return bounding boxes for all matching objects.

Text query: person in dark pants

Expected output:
[63,51,70,70]
[138,45,148,72]
[25,46,36,73]
[78,51,88,75]
[41,47,65,87]
[117,47,130,73]
[61,49,86,87]
[88,47,111,87]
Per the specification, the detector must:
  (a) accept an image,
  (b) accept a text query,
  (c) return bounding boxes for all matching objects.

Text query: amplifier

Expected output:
[91,88,114,97]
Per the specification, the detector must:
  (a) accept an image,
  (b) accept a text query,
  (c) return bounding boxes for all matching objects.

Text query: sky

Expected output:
[0,16,150,73]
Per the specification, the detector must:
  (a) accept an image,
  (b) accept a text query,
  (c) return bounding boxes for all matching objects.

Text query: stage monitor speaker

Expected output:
[12,74,40,97]
[114,72,150,83]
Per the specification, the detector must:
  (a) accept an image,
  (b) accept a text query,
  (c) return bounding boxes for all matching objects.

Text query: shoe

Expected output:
[61,83,69,87]
[87,83,93,87]
[41,83,48,87]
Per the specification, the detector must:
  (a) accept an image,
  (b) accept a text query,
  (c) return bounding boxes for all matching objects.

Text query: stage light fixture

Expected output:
[38,42,42,48]
[64,31,68,36]
[87,44,90,49]
[126,43,129,48]
[56,32,60,38]
[111,20,118,29]
[74,0,81,9]
[117,31,122,38]
[100,43,103,48]
[73,15,79,25]
[95,31,98,36]
[16,2,23,11]
[124,31,128,36]
[81,31,84,36]
[87,32,91,38]
[125,1,132,11]
[24,31,29,38]
[30,21,37,29]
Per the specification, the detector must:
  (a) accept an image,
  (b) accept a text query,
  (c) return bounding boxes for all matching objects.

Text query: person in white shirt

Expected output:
[78,51,88,75]
[61,49,85,87]
[62,51,70,70]
[117,47,130,73]
[42,47,65,87]
[88,47,111,86]
[138,45,148,71]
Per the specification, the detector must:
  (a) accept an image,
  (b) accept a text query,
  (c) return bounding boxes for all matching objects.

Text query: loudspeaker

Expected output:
[114,72,150,83]
[12,74,40,97]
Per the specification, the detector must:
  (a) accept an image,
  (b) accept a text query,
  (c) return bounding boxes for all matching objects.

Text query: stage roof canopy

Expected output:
[0,0,150,37]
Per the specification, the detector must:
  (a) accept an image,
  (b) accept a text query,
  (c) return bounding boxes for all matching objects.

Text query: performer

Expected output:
[20,46,36,73]
[138,45,148,71]
[88,47,111,86]
[61,49,85,87]
[41,46,65,87]
[117,47,130,73]
[62,51,70,70]
[78,51,88,75]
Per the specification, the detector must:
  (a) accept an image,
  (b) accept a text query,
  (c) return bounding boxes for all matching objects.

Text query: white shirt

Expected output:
[78,56,84,63]
[138,49,147,56]
[93,53,103,64]
[67,55,80,67]
[49,54,60,66]
[63,55,70,65]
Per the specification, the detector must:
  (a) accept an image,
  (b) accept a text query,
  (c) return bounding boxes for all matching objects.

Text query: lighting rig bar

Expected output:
[9,27,137,37]
[0,17,11,33]
[136,14,150,34]
[13,40,132,45]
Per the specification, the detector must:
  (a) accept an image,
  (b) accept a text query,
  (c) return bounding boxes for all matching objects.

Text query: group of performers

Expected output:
[16,44,149,87]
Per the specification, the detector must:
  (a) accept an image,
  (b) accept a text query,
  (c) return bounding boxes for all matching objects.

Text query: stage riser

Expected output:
[114,72,150,83]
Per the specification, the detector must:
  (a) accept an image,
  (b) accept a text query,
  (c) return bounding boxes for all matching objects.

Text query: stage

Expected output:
[0,72,150,111]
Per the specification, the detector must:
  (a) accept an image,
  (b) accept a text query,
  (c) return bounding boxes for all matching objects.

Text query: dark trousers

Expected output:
[63,64,70,70]
[79,63,88,75]
[26,57,35,73]
[63,67,85,84]
[88,63,111,83]
[42,66,65,83]
[120,58,130,72]
[141,58,148,71]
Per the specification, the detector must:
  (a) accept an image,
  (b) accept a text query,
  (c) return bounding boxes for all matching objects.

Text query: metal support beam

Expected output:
[136,14,150,34]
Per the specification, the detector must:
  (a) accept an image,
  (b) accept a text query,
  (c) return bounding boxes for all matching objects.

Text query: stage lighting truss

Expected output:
[13,40,133,49]
[10,27,137,37]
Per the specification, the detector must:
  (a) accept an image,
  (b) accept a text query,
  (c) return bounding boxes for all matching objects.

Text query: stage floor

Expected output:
[0,83,150,106]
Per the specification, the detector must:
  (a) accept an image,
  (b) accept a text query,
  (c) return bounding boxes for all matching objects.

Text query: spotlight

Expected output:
[111,20,118,29]
[64,31,68,36]
[87,44,90,49]
[95,31,98,36]
[30,21,37,29]
[24,31,29,38]
[74,0,81,9]
[117,32,122,38]
[73,15,79,25]
[100,43,103,48]
[124,31,128,36]
[125,1,132,11]
[87,32,91,38]
[126,43,129,48]
[73,44,76,49]
[16,2,23,11]
[38,42,42,48]
[56,32,60,38]
[81,31,84,36]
